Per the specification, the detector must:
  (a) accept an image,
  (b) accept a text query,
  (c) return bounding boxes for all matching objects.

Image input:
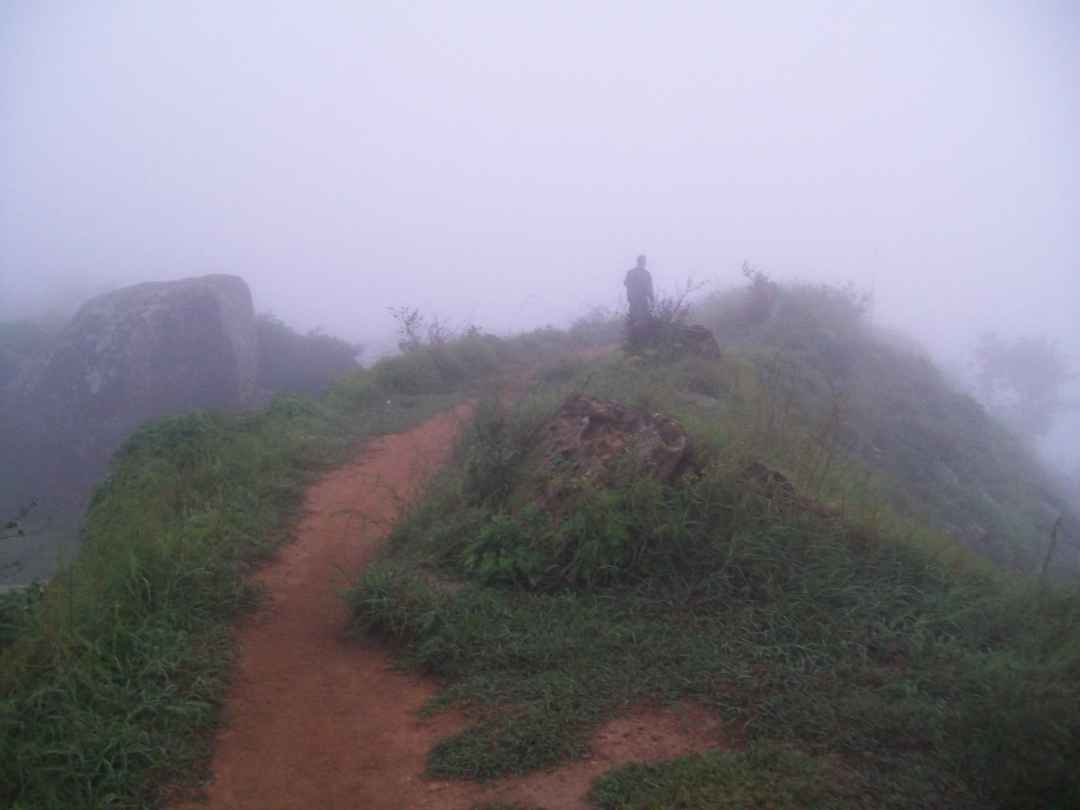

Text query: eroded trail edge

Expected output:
[180,402,721,810]
[177,405,473,810]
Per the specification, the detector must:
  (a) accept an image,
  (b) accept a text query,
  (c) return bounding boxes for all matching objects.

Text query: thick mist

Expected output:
[2,1,1078,464]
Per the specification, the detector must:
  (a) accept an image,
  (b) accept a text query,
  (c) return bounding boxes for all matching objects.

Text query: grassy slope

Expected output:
[3,295,1077,808]
[348,346,1080,810]
[0,329,575,810]
[693,281,1079,575]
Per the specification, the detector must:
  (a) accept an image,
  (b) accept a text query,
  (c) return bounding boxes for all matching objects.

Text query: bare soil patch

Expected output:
[475,704,729,810]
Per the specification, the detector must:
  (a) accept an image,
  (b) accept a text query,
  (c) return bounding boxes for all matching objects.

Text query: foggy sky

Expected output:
[2,1,1078,461]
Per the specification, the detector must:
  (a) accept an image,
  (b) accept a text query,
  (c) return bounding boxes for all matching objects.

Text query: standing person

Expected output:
[624,254,655,326]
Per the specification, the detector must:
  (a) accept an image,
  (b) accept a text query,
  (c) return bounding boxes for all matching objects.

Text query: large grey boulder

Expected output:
[0,275,258,580]
[11,275,256,451]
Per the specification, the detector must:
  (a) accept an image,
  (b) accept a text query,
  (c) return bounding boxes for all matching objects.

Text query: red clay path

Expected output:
[177,403,723,810]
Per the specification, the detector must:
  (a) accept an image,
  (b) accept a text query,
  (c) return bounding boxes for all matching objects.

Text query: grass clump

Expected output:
[346,352,1080,809]
[589,743,911,809]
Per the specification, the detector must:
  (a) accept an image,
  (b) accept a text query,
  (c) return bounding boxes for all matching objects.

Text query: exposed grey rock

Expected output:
[1,274,258,581]
[529,394,692,511]
[628,320,722,359]
[739,459,796,501]
[11,274,256,451]
[675,323,722,358]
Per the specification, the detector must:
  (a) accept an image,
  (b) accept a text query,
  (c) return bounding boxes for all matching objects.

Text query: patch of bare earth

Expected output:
[467,704,730,810]
[175,403,727,810]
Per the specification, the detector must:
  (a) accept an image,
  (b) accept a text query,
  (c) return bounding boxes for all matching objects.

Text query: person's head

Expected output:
[636,254,647,269]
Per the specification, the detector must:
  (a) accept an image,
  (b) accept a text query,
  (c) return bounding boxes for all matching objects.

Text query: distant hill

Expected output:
[344,304,1079,808]
[693,276,1079,577]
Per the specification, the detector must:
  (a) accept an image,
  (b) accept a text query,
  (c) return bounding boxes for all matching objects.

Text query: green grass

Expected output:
[693,280,1078,576]
[0,387,461,809]
[0,322,597,809]
[6,298,1078,808]
[589,743,917,809]
[0,315,587,809]
[346,352,1080,809]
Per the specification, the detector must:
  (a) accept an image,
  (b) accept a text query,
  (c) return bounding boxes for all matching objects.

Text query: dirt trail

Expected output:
[178,402,722,810]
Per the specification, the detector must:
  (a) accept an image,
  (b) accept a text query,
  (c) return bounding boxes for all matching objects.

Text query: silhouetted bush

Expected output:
[371,333,502,395]
[255,314,361,395]
[372,348,445,394]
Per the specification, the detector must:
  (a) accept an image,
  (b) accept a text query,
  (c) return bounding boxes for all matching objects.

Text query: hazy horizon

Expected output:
[3,1,1077,466]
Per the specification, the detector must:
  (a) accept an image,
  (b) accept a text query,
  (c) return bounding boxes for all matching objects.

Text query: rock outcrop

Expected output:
[669,323,722,358]
[529,394,692,509]
[11,274,256,452]
[627,320,722,359]
[1,275,258,581]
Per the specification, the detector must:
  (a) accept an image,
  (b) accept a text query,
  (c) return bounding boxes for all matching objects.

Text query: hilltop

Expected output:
[345,280,1078,808]
[1,277,1078,808]
[691,273,1079,576]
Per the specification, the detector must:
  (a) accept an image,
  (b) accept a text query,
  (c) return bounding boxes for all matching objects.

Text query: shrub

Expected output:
[255,313,361,395]
[448,333,501,378]
[371,328,505,396]
[373,348,447,394]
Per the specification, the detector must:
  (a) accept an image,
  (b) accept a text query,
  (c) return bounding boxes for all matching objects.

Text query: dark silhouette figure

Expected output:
[624,254,655,326]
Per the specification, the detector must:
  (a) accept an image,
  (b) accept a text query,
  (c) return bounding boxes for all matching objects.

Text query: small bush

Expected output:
[372,326,506,396]
[373,348,446,394]
[449,333,501,377]
[323,370,384,411]
[255,314,361,395]
[0,584,43,649]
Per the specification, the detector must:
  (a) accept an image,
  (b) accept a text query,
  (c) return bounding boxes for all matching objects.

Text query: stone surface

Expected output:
[627,320,722,359]
[1,275,258,581]
[674,323,722,358]
[739,459,796,500]
[11,274,256,454]
[531,394,692,509]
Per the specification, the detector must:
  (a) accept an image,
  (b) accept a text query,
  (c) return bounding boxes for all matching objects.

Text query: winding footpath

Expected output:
[176,405,475,810]
[177,401,721,810]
